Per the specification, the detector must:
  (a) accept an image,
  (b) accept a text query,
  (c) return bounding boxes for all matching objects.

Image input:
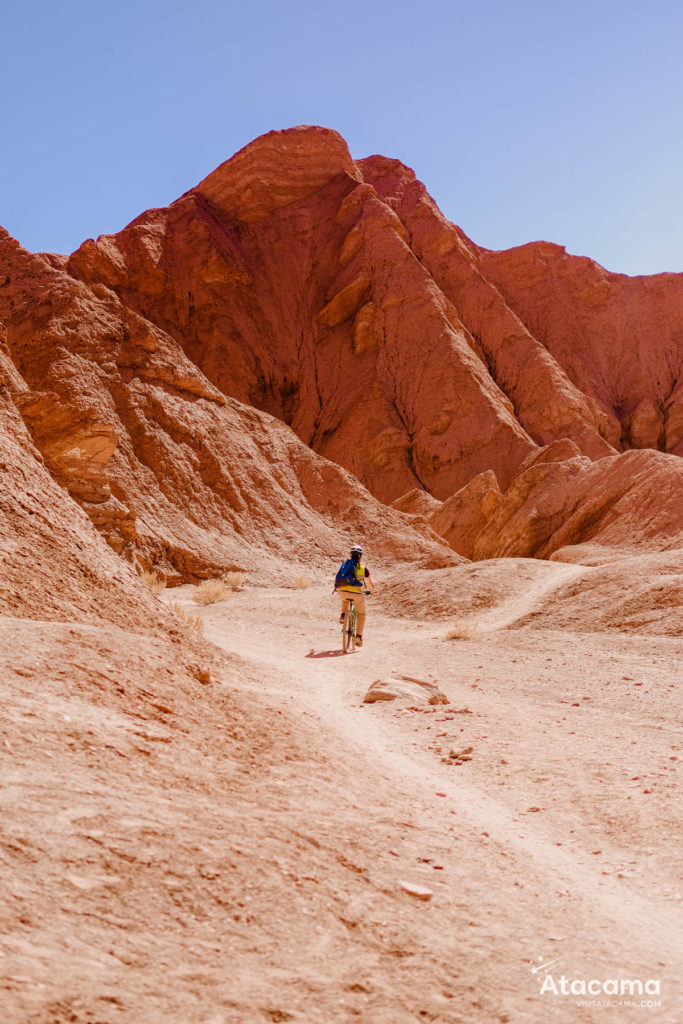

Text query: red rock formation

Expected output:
[472,449,683,560]
[426,470,503,559]
[357,158,618,463]
[360,157,683,467]
[65,128,537,504]
[476,242,683,455]
[390,488,441,517]
[1,341,158,627]
[390,438,683,563]
[2,125,683,573]
[0,227,454,580]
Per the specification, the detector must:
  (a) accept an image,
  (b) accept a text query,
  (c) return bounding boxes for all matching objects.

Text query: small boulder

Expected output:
[188,663,212,685]
[448,745,474,763]
[400,881,433,901]
[363,676,449,705]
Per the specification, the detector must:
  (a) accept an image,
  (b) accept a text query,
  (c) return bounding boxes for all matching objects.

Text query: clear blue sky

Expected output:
[3,0,683,275]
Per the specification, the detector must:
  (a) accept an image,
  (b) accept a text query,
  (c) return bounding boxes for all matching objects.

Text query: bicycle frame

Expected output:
[339,589,370,653]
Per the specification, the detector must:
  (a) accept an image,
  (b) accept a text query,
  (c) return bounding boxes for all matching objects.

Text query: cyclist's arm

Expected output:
[365,570,377,594]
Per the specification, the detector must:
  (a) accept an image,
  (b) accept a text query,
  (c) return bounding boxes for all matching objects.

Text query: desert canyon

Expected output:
[1,126,681,1023]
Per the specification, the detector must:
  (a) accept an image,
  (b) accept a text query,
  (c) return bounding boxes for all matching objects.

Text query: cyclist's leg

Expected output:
[354,591,366,636]
[340,594,352,623]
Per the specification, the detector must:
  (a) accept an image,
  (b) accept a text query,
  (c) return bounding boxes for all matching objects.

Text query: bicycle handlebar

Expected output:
[333,588,373,596]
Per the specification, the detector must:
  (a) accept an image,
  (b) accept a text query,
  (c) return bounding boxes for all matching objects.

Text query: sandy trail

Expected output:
[472,562,586,630]
[176,575,682,1023]
[1,568,681,1024]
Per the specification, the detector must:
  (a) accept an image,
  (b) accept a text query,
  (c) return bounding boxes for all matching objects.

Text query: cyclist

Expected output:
[335,544,376,647]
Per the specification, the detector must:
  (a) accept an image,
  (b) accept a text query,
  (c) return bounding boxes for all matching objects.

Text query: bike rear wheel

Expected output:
[342,602,356,653]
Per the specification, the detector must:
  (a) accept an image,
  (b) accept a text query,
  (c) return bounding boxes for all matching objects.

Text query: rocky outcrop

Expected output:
[13,390,138,555]
[0,345,161,627]
[417,436,683,565]
[426,470,503,559]
[358,158,618,462]
[64,128,537,504]
[471,450,683,560]
[476,242,683,456]
[363,676,449,705]
[15,391,117,504]
[196,126,361,222]
[414,440,683,563]
[391,488,442,517]
[0,228,454,580]
[58,127,683,529]
[3,125,683,574]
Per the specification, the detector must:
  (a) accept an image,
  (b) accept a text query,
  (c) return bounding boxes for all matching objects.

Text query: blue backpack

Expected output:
[335,558,361,588]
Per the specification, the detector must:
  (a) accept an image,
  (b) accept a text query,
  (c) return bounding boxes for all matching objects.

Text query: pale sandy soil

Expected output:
[1,562,681,1024]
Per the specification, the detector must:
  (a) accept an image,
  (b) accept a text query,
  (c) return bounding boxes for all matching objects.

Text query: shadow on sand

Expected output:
[305,649,349,659]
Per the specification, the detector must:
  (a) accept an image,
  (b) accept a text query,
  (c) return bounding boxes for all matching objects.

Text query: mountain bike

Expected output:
[340,590,370,653]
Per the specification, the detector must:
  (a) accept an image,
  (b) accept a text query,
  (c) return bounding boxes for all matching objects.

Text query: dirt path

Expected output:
[1,569,680,1024]
[170,578,682,1023]
[472,562,586,630]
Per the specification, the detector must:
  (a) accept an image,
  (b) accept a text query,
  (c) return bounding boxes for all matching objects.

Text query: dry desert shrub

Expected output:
[193,580,231,605]
[445,619,478,641]
[295,575,312,590]
[140,569,166,595]
[222,571,244,591]
[168,602,204,634]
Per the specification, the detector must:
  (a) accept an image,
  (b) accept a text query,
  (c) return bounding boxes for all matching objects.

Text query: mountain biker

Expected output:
[334,544,376,648]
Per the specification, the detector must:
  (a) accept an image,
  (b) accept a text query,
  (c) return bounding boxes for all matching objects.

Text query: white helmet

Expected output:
[351,544,363,555]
